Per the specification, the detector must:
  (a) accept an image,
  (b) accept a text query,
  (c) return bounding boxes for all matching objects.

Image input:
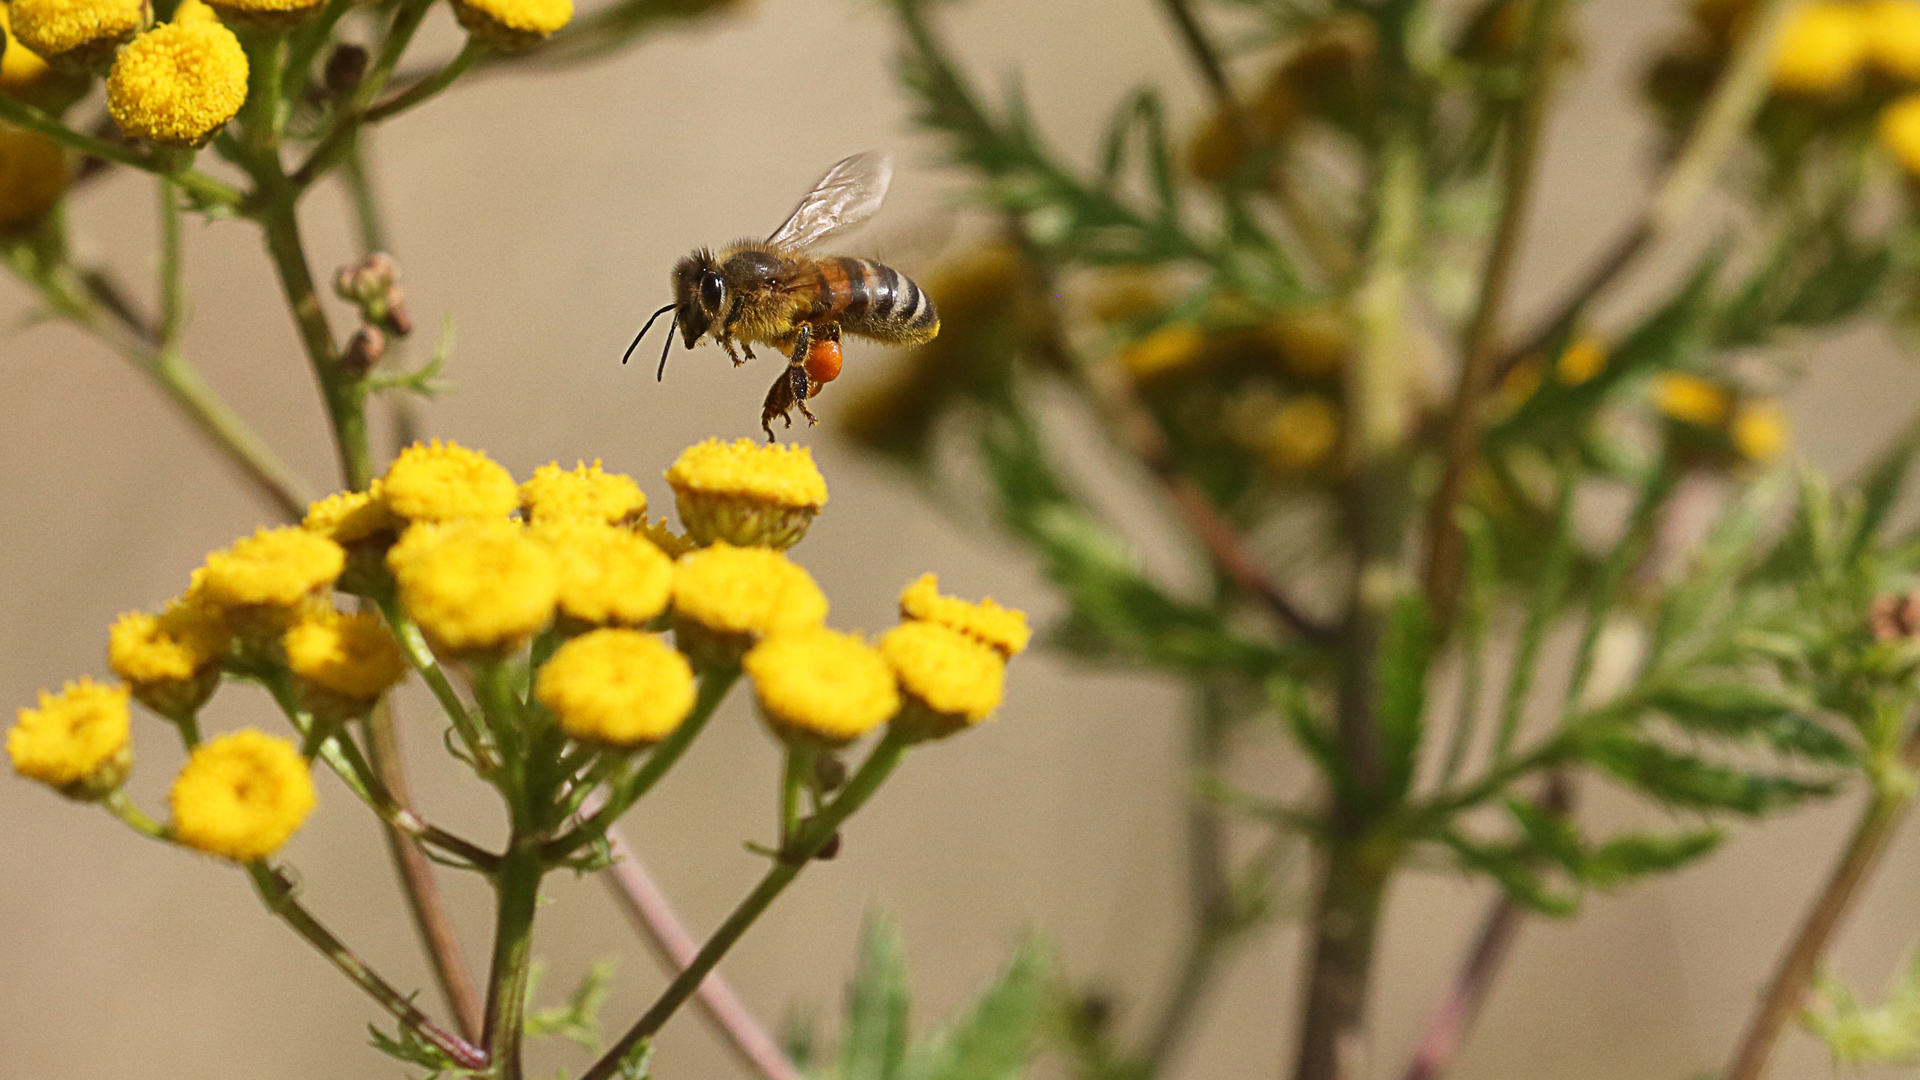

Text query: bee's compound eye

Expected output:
[699,271,724,313]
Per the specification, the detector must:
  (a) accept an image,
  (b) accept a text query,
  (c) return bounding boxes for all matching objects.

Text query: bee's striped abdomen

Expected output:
[809,257,940,346]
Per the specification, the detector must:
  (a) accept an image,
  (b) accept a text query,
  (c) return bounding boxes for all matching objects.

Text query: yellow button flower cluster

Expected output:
[521,460,647,525]
[535,628,695,746]
[8,678,132,799]
[882,575,1025,741]
[451,0,572,52]
[169,729,315,861]
[1652,372,1789,465]
[106,21,249,148]
[10,0,145,72]
[666,438,828,549]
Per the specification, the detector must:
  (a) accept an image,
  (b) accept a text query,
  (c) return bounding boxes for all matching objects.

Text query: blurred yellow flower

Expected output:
[666,438,828,550]
[0,4,86,112]
[1772,2,1868,94]
[1882,93,1920,174]
[171,0,221,23]
[8,678,132,798]
[744,627,900,745]
[109,598,228,716]
[283,609,407,702]
[1653,372,1732,428]
[302,485,400,545]
[1264,393,1341,471]
[880,621,1006,740]
[106,22,248,148]
[0,126,66,231]
[451,0,571,51]
[379,440,519,523]
[197,527,345,610]
[1732,400,1790,462]
[1867,0,1920,79]
[388,520,558,653]
[535,628,695,746]
[532,518,673,626]
[10,0,144,70]
[898,573,1030,658]
[1121,323,1205,380]
[519,460,646,525]
[1262,306,1351,380]
[671,542,828,640]
[202,0,321,30]
[1556,336,1607,386]
[636,514,697,559]
[169,729,314,861]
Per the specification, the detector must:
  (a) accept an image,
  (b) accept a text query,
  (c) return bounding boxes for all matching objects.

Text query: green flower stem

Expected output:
[479,844,543,1080]
[1723,723,1920,1080]
[326,724,502,871]
[342,143,389,255]
[542,667,740,862]
[1495,0,1799,373]
[103,790,169,840]
[377,595,499,774]
[1423,0,1568,626]
[778,742,816,853]
[582,730,912,1080]
[282,0,354,103]
[246,861,490,1071]
[0,94,245,207]
[472,658,528,804]
[240,30,292,153]
[293,0,437,189]
[365,38,489,124]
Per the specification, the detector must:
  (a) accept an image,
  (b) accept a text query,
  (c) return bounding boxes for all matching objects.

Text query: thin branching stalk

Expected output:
[366,39,490,123]
[0,94,244,206]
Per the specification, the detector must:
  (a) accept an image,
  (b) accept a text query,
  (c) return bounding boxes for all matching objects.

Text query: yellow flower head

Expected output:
[534,628,695,746]
[106,21,247,148]
[1882,93,1920,175]
[10,0,145,71]
[169,729,314,861]
[636,514,697,559]
[283,608,406,702]
[379,440,520,523]
[1120,323,1204,380]
[672,542,827,635]
[1556,336,1607,386]
[665,438,828,550]
[108,596,228,716]
[8,677,132,798]
[1653,372,1732,428]
[1261,306,1351,380]
[898,573,1030,658]
[1732,400,1790,463]
[451,0,571,51]
[532,518,673,626]
[171,0,219,23]
[0,126,66,232]
[880,621,1006,741]
[1263,393,1341,472]
[0,4,53,86]
[200,0,319,31]
[0,5,88,113]
[1868,0,1920,79]
[1772,2,1868,94]
[302,484,401,545]
[196,526,345,611]
[520,460,646,525]
[744,626,900,745]
[388,520,557,653]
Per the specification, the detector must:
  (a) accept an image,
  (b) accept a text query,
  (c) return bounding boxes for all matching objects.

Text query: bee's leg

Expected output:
[743,342,757,361]
[761,370,795,442]
[721,336,745,367]
[787,325,818,426]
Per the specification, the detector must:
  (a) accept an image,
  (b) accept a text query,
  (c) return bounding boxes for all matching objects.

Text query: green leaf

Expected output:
[1586,733,1834,814]
[1804,947,1920,1066]
[1443,831,1579,916]
[1577,828,1724,888]
[914,938,1051,1080]
[1850,410,1920,561]
[841,914,912,1080]
[367,1022,478,1080]
[525,958,615,1052]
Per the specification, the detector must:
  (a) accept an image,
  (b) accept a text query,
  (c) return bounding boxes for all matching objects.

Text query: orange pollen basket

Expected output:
[804,338,844,392]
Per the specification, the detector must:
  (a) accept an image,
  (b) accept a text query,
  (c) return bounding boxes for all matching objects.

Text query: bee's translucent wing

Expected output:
[765,152,893,250]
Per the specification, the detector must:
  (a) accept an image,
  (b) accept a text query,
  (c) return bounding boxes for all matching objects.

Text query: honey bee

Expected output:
[624,152,941,440]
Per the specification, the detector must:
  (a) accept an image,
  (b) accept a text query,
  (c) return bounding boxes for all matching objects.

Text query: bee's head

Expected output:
[671,249,725,346]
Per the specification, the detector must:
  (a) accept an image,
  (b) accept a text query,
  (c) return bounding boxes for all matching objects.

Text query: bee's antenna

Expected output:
[656,322,677,382]
[623,303,676,366]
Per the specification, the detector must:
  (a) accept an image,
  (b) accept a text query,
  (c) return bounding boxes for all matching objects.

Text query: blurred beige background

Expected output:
[6,1,1920,1077]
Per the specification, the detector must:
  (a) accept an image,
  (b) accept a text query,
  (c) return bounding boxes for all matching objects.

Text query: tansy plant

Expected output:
[0,0,1041,1076]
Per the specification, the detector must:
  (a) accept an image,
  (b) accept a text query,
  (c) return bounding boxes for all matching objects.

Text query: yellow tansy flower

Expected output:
[0,126,65,232]
[1732,400,1790,462]
[636,514,697,559]
[1262,306,1351,380]
[1868,0,1920,79]
[1882,93,1920,175]
[106,22,248,148]
[451,0,571,51]
[520,460,646,525]
[283,608,407,704]
[1556,336,1606,386]
[171,0,220,23]
[387,520,558,653]
[8,677,132,798]
[0,5,87,113]
[196,526,345,611]
[671,542,828,665]
[302,485,400,545]
[898,573,1030,658]
[665,438,828,550]
[200,0,320,31]
[1120,323,1204,380]
[534,628,695,746]
[1264,393,1341,472]
[379,440,520,523]
[744,627,900,745]
[108,597,228,717]
[10,0,144,72]
[169,729,315,861]
[1653,372,1732,428]
[880,621,1006,741]
[532,518,673,627]
[1772,2,1868,94]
